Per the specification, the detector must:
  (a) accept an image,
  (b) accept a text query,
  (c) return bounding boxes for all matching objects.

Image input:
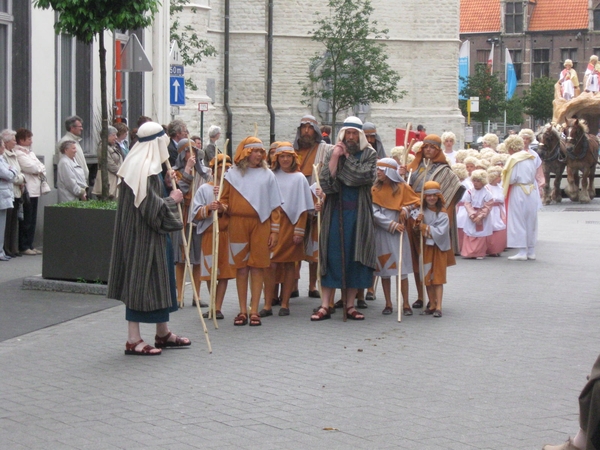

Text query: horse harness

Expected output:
[565,126,590,161]
[539,132,564,163]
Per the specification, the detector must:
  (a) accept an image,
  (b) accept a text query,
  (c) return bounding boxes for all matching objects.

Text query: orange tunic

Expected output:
[193,203,235,281]
[270,209,308,263]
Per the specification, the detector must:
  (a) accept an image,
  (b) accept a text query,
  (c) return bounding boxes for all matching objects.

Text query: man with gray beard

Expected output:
[310,116,377,322]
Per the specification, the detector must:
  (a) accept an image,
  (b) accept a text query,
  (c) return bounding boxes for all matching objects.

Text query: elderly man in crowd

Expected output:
[311,116,377,322]
[363,122,387,159]
[56,115,89,185]
[167,119,189,167]
[56,140,87,203]
[204,125,221,167]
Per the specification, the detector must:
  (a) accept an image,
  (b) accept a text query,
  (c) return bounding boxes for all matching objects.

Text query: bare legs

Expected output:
[236,266,264,316]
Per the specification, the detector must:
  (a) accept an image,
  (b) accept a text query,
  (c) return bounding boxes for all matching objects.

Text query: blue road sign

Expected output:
[170,65,184,76]
[170,76,185,106]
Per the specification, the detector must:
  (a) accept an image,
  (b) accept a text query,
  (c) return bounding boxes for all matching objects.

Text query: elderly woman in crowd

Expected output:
[92,126,124,199]
[0,139,17,261]
[114,122,129,158]
[1,129,25,258]
[57,140,87,203]
[14,128,47,256]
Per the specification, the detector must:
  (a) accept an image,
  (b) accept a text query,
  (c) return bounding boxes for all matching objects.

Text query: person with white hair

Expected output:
[441,131,457,165]
[501,135,538,261]
[481,133,499,151]
[108,121,190,355]
[518,128,545,202]
[583,54,599,92]
[460,169,493,259]
[92,126,123,199]
[371,158,420,315]
[485,166,506,256]
[311,116,377,322]
[204,125,221,167]
[558,59,579,100]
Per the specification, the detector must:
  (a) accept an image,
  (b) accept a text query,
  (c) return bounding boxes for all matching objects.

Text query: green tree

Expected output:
[300,0,404,134]
[504,96,524,126]
[33,0,160,200]
[459,65,505,130]
[170,0,217,91]
[522,77,555,123]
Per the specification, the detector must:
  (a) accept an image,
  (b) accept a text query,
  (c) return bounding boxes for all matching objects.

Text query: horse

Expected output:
[563,118,599,203]
[536,124,567,205]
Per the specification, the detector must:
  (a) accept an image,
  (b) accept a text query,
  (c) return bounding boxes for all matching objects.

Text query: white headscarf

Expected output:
[376,157,404,183]
[335,116,369,150]
[117,122,170,208]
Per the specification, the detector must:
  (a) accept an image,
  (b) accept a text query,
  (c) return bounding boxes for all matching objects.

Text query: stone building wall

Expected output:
[176,0,466,151]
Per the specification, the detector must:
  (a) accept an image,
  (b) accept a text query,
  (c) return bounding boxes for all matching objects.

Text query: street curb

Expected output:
[22,276,107,296]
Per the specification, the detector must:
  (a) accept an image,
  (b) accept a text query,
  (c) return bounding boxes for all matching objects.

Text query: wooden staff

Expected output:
[180,140,198,308]
[312,163,322,299]
[418,160,430,314]
[209,140,229,328]
[404,122,412,151]
[166,159,212,353]
[397,168,413,322]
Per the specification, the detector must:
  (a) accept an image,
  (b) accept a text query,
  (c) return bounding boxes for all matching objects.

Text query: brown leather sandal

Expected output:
[125,340,161,356]
[249,314,262,326]
[346,307,365,320]
[154,332,191,348]
[311,306,331,321]
[234,313,248,326]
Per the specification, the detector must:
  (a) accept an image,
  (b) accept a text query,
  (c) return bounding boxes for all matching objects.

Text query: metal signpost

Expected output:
[198,103,209,148]
[170,41,185,119]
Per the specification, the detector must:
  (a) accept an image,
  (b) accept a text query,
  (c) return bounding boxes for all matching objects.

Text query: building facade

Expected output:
[174,0,466,151]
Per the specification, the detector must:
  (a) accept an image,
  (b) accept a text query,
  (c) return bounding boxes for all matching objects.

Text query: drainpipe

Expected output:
[267,0,275,144]
[224,0,233,156]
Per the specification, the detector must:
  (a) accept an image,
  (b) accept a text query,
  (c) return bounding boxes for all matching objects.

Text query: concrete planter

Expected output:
[42,207,116,283]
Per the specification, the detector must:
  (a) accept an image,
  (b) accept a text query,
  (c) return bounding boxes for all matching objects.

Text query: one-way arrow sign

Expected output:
[170,76,185,106]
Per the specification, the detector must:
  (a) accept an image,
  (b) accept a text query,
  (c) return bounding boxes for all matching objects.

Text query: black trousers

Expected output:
[19,197,37,251]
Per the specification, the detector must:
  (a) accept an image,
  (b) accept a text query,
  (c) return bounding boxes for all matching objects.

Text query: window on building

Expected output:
[509,49,522,81]
[533,49,550,78]
[561,48,578,68]
[0,2,12,129]
[594,8,600,30]
[505,1,524,34]
[476,49,489,66]
[57,34,75,138]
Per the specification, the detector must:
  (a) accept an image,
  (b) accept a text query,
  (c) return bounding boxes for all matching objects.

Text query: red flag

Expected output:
[487,42,495,73]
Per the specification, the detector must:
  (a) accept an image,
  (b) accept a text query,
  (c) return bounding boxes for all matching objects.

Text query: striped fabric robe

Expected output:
[108,175,183,312]
[319,146,377,277]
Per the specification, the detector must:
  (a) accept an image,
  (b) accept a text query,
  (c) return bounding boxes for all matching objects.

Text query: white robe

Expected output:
[456,178,473,229]
[487,183,506,231]
[462,187,493,238]
[506,155,538,249]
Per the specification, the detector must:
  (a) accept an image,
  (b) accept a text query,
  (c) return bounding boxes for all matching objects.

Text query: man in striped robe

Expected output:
[311,116,377,322]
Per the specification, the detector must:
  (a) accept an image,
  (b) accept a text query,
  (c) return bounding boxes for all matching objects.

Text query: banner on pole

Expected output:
[505,48,518,100]
[458,40,470,100]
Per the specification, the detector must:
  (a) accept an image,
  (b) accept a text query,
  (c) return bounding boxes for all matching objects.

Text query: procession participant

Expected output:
[321,125,332,144]
[172,138,211,306]
[558,60,579,100]
[583,55,599,92]
[192,154,235,320]
[518,128,545,202]
[460,170,493,259]
[441,131,458,165]
[502,135,538,261]
[542,354,600,450]
[481,133,499,152]
[404,134,464,308]
[371,158,420,315]
[218,137,282,327]
[453,163,470,252]
[485,166,506,256]
[260,142,314,317]
[464,156,478,177]
[108,121,190,356]
[455,149,469,164]
[585,63,600,94]
[310,116,377,322]
[363,122,387,159]
[293,115,332,297]
[204,125,221,167]
[414,181,455,318]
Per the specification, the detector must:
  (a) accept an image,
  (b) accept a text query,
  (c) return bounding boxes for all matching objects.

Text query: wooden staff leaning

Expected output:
[166,160,212,353]
[209,141,229,329]
[418,158,430,315]
[180,139,197,308]
[312,163,323,299]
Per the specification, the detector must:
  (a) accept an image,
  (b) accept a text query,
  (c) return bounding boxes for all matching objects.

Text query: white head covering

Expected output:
[117,122,170,208]
[376,157,403,183]
[336,116,369,150]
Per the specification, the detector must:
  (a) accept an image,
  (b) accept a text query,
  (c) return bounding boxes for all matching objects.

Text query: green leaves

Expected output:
[300,0,404,131]
[521,77,554,123]
[459,65,506,127]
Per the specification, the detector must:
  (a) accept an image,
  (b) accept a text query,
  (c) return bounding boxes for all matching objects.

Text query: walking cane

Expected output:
[312,163,323,299]
[209,141,229,329]
[166,160,212,353]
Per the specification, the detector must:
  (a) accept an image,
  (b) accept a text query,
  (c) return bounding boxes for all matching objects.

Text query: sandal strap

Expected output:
[154,331,172,345]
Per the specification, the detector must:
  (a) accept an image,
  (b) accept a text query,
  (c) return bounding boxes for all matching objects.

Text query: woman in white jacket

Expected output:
[0,140,17,261]
[14,128,47,255]
[1,129,26,257]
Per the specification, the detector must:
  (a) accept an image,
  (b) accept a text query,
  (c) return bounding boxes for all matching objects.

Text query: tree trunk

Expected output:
[99,32,109,200]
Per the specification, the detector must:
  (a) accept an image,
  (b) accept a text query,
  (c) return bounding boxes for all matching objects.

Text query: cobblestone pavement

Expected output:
[1,201,599,449]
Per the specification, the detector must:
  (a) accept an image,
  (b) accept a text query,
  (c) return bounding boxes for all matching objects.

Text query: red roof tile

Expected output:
[460,0,501,34]
[529,0,588,31]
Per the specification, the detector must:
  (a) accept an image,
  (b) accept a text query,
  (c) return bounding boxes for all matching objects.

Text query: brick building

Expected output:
[461,0,600,129]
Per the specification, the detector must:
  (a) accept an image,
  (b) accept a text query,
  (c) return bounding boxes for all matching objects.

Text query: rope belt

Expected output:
[513,183,535,195]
